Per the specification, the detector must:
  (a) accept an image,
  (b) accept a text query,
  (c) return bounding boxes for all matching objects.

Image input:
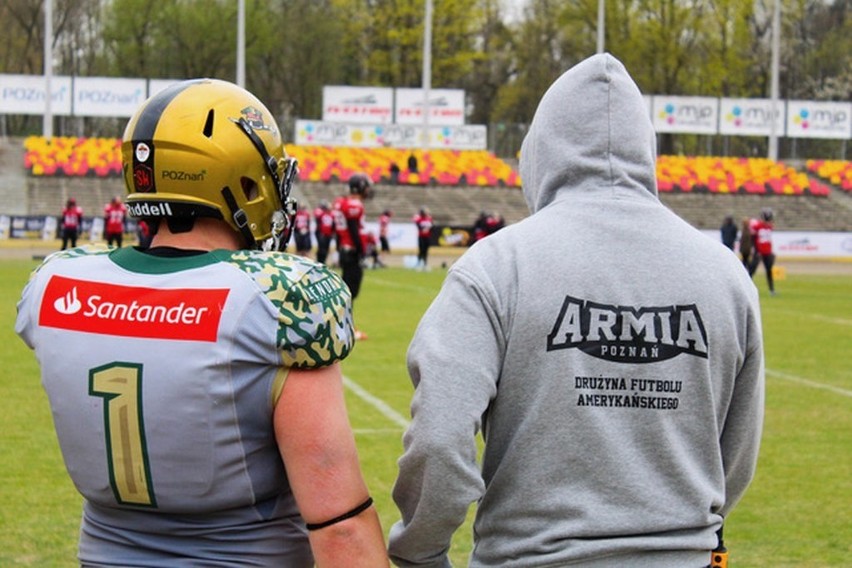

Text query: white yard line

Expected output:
[346,369,851,437]
[343,376,411,430]
[367,276,440,296]
[770,308,852,327]
[766,369,852,397]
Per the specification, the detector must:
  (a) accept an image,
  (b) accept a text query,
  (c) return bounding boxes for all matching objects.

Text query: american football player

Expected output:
[749,208,777,295]
[16,78,388,567]
[333,172,373,339]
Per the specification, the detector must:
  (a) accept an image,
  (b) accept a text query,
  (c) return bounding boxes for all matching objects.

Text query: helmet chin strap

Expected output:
[222,183,297,252]
[221,186,257,249]
[229,118,300,252]
[234,118,281,188]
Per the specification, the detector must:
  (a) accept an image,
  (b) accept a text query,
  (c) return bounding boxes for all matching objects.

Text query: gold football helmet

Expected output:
[121,78,297,250]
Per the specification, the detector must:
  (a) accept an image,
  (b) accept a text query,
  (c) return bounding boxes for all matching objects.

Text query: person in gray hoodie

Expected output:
[388,53,765,567]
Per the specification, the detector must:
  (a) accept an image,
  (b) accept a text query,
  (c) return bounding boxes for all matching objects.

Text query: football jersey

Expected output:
[379,213,391,237]
[315,208,335,237]
[62,205,83,229]
[294,207,311,235]
[332,195,364,251]
[103,202,127,234]
[750,219,773,256]
[413,213,433,238]
[16,245,355,566]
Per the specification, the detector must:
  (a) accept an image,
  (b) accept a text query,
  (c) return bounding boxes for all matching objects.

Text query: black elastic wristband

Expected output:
[305,497,373,531]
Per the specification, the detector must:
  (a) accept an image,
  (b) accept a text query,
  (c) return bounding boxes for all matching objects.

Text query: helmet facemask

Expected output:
[229,117,299,252]
[262,156,299,252]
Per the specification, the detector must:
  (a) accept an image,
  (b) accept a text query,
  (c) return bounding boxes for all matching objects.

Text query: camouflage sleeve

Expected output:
[226,250,355,368]
[278,263,356,368]
[28,245,112,281]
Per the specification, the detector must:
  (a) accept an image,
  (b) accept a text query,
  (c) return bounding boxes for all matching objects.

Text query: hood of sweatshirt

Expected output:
[519,53,658,214]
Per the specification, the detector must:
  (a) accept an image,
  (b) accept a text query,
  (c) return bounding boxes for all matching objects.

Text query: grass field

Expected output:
[1,253,850,567]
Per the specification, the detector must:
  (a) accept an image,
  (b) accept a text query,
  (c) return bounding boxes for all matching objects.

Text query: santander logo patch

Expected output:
[54,287,82,315]
[39,275,229,342]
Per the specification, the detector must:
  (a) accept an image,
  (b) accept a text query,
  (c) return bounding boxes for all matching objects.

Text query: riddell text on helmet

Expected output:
[127,202,174,217]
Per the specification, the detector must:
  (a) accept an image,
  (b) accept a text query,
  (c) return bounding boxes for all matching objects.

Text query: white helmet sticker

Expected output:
[135,142,151,162]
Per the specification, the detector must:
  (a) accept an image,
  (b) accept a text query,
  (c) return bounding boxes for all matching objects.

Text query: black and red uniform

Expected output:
[293,206,312,255]
[333,194,366,298]
[378,210,392,253]
[314,203,335,264]
[60,199,84,250]
[748,211,776,294]
[412,209,434,269]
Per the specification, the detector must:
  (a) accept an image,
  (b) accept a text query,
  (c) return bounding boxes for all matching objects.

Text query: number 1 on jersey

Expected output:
[89,363,157,507]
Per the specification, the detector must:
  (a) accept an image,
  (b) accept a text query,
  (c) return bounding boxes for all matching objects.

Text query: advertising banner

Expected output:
[72,77,148,117]
[322,86,394,124]
[89,217,104,242]
[361,222,482,249]
[786,100,852,140]
[148,79,182,99]
[643,95,652,118]
[702,230,852,258]
[772,231,852,257]
[394,88,465,126]
[719,98,785,136]
[7,216,104,240]
[0,74,73,115]
[653,96,719,134]
[363,221,418,250]
[295,120,486,150]
[41,216,57,240]
[435,224,475,247]
[2,73,848,141]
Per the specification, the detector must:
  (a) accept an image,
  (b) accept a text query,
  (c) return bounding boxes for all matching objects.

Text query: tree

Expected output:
[1,0,104,134]
[491,0,569,125]
[101,0,172,78]
[248,0,346,126]
[362,0,424,86]
[328,0,371,85]
[466,0,515,125]
[1,0,49,75]
[160,0,236,78]
[430,0,483,87]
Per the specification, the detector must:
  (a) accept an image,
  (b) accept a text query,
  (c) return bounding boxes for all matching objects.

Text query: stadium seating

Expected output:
[22,136,521,187]
[284,145,521,187]
[19,136,840,200]
[806,159,852,193]
[9,135,852,234]
[656,155,831,196]
[24,136,122,177]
